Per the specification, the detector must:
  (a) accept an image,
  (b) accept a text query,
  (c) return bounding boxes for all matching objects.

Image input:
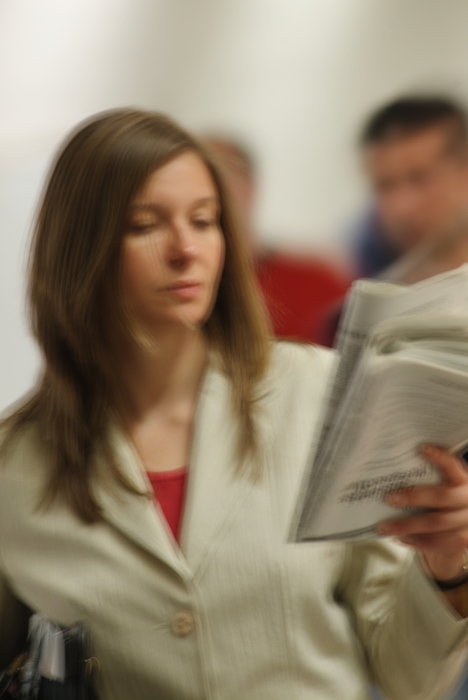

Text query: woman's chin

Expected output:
[148,312,205,333]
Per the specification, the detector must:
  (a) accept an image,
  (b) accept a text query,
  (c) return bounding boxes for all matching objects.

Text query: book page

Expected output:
[294,266,468,533]
[297,337,468,540]
[320,265,468,457]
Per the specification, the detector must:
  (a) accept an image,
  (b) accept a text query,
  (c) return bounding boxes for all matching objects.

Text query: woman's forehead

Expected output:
[130,152,220,208]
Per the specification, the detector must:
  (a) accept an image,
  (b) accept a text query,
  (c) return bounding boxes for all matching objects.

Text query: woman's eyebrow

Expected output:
[190,196,221,214]
[128,203,160,211]
[191,196,219,207]
[129,197,219,210]
[129,197,220,214]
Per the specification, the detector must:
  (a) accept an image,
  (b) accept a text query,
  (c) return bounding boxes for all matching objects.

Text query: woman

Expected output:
[0,109,467,700]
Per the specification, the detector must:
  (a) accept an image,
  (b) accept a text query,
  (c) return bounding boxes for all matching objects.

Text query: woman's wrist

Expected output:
[427,549,468,590]
[433,571,468,590]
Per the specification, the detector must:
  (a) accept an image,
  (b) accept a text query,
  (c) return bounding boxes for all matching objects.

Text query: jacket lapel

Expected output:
[95,362,258,580]
[96,423,192,580]
[180,365,256,577]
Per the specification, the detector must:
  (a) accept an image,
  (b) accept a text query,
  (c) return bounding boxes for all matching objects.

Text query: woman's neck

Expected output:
[116,325,209,422]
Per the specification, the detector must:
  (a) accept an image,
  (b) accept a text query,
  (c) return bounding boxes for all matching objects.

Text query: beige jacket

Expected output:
[0,342,466,699]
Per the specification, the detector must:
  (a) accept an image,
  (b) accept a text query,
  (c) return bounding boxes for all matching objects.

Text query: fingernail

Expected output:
[378,524,392,536]
[387,493,403,506]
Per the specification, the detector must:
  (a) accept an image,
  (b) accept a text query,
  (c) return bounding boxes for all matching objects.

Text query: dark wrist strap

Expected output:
[430,548,468,590]
[433,572,468,590]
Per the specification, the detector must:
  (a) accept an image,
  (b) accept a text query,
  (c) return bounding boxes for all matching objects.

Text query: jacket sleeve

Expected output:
[0,569,30,668]
[339,538,468,700]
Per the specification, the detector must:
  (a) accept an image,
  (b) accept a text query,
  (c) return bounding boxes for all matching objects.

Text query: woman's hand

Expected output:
[379,445,468,582]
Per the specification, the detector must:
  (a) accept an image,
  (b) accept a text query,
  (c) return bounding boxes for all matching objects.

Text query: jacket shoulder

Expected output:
[269,340,335,385]
[0,420,46,478]
[258,341,336,416]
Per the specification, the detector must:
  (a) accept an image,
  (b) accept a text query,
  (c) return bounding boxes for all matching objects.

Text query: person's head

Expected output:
[32,110,268,353]
[361,96,468,252]
[123,149,226,338]
[9,109,270,521]
[203,136,258,255]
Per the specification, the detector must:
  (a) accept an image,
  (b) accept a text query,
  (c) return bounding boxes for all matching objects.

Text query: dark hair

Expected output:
[361,96,468,157]
[2,109,271,523]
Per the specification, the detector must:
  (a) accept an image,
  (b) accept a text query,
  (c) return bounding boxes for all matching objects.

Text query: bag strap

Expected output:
[1,617,99,700]
[0,653,28,699]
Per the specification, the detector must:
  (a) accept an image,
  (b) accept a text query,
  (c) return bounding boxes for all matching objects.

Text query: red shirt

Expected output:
[147,467,188,543]
[255,251,350,343]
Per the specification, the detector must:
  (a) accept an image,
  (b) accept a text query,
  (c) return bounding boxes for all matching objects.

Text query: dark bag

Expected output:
[0,614,98,700]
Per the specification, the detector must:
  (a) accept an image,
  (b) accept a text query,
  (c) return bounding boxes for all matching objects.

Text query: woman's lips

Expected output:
[164,282,201,299]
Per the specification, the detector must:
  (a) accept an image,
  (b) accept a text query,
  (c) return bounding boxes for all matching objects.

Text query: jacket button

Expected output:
[171,611,195,637]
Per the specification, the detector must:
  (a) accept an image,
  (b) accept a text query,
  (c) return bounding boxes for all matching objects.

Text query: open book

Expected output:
[293,264,468,542]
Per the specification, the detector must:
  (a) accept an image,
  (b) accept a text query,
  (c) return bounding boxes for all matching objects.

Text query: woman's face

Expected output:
[122,151,225,333]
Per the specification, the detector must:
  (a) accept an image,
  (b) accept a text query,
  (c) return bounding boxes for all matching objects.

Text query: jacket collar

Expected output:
[179,364,256,578]
[97,421,192,580]
[96,362,257,580]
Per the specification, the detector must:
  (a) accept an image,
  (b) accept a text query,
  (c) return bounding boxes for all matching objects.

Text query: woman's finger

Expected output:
[387,483,468,510]
[422,445,468,487]
[378,507,468,537]
[397,530,467,550]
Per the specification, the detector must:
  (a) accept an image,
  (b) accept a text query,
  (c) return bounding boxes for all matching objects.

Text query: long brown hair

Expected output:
[3,109,271,523]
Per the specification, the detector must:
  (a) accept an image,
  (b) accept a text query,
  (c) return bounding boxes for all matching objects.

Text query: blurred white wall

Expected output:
[2,0,468,406]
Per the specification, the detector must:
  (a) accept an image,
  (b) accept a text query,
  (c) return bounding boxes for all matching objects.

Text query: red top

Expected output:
[147,467,188,543]
[255,251,350,343]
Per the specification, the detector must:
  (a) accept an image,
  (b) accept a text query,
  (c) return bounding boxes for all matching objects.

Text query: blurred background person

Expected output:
[358,96,468,283]
[321,95,468,347]
[205,136,350,343]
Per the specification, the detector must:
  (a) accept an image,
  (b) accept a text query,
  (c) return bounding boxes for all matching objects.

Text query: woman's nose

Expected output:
[168,226,199,264]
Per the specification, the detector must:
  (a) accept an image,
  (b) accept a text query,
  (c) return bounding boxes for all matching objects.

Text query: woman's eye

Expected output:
[128,221,158,234]
[193,219,214,230]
